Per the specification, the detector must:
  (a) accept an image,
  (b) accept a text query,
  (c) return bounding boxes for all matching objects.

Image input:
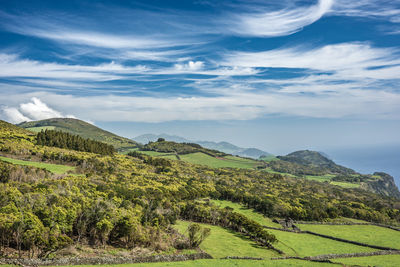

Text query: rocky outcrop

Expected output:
[363,172,400,199]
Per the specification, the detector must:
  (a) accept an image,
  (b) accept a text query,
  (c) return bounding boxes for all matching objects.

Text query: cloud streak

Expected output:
[224,0,334,37]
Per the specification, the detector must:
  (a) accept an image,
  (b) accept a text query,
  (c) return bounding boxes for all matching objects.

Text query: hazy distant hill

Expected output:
[133,133,272,159]
[277,150,355,175]
[18,118,139,150]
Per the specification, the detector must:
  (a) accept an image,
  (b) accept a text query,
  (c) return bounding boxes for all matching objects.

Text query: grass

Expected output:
[137,151,174,157]
[303,174,360,188]
[329,181,360,188]
[0,156,75,174]
[297,224,400,249]
[332,254,400,267]
[26,126,55,132]
[206,201,376,257]
[174,220,278,259]
[50,259,339,267]
[268,229,375,257]
[179,152,260,169]
[304,174,335,182]
[259,155,278,162]
[210,199,281,228]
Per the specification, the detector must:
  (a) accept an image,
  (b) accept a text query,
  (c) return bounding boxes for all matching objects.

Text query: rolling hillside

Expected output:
[133,133,272,159]
[18,118,139,150]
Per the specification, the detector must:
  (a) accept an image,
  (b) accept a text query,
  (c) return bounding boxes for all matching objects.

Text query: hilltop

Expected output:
[277,150,356,175]
[18,118,139,151]
[133,133,272,159]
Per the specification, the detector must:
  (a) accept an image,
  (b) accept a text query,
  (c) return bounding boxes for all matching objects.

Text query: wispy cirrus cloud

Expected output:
[0,53,149,80]
[223,0,334,37]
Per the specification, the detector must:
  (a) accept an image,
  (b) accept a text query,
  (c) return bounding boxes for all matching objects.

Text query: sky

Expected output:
[1,0,400,154]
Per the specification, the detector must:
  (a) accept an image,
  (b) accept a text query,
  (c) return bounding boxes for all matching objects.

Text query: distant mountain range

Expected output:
[133,133,272,159]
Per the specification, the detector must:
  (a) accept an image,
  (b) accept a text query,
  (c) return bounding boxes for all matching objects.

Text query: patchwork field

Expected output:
[207,200,378,257]
[332,254,400,267]
[298,224,400,249]
[0,155,75,174]
[137,150,263,169]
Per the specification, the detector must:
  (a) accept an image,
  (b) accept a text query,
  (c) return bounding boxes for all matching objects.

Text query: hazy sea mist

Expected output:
[326,144,400,188]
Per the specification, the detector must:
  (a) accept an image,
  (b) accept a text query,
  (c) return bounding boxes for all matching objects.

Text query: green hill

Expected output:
[17,118,139,151]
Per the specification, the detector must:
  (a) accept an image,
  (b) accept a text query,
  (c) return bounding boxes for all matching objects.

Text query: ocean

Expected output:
[326,145,400,189]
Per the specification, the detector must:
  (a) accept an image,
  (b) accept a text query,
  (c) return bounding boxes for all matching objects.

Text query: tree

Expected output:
[187,223,210,248]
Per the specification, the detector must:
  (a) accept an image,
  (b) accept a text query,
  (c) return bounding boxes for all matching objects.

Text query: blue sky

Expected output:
[1,0,400,153]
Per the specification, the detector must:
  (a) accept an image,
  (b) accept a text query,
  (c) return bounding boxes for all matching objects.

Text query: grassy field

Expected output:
[174,220,278,259]
[267,229,375,257]
[179,152,260,169]
[332,254,400,267]
[210,200,281,228]
[138,151,174,157]
[0,156,75,174]
[297,224,400,249]
[26,126,55,132]
[209,200,377,257]
[329,181,360,188]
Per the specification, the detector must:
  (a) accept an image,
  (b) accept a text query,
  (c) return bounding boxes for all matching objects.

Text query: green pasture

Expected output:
[332,254,400,267]
[179,152,259,169]
[0,156,75,174]
[210,199,281,228]
[297,224,400,249]
[268,229,375,257]
[174,220,278,259]
[26,126,55,132]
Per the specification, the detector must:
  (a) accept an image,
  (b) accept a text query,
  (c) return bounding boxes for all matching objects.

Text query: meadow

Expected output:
[0,155,75,174]
[297,224,400,249]
[332,254,400,267]
[174,220,278,259]
[178,152,260,169]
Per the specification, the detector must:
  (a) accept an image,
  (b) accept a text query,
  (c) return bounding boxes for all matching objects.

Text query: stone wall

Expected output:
[0,252,213,267]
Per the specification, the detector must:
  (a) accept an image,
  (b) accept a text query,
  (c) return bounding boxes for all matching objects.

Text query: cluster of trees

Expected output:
[0,161,50,183]
[181,201,276,247]
[37,130,115,155]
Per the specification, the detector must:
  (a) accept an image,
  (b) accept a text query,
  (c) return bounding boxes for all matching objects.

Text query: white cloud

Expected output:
[2,97,75,124]
[224,0,333,37]
[224,43,399,71]
[174,61,204,71]
[3,107,31,124]
[0,54,149,81]
[2,89,400,125]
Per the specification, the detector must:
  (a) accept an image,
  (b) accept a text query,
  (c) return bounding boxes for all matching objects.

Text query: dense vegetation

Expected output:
[1,120,400,260]
[37,130,115,155]
[275,150,355,175]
